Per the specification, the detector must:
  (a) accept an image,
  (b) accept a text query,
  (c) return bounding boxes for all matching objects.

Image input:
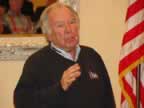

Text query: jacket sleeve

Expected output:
[96,54,116,108]
[14,56,65,108]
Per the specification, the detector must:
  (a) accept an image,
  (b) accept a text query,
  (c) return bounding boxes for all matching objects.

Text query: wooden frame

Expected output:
[0,34,48,60]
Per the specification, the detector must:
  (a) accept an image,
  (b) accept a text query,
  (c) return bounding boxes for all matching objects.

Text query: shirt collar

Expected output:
[50,42,81,62]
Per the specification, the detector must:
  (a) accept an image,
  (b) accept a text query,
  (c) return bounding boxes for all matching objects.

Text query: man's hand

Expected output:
[60,63,81,91]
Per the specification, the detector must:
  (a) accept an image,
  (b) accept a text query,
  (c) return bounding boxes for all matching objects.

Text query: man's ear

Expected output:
[47,34,52,41]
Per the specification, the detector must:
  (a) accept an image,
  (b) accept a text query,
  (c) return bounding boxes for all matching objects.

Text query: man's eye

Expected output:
[56,24,64,28]
[70,19,77,24]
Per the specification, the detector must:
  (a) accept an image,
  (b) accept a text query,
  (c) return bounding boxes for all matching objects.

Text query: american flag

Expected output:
[119,0,144,108]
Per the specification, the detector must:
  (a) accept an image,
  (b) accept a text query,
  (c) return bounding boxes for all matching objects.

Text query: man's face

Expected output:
[48,7,79,52]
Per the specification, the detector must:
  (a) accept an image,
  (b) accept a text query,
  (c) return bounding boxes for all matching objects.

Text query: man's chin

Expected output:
[65,45,77,52]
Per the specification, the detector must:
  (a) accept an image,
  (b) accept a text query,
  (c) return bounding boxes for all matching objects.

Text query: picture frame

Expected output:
[0,34,48,60]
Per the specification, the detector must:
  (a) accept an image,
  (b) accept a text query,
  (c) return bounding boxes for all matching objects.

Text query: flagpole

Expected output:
[136,64,141,108]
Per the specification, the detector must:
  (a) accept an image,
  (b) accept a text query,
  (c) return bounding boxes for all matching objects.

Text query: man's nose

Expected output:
[65,23,72,33]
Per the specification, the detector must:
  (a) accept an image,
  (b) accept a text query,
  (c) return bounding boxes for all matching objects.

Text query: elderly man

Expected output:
[14,2,116,108]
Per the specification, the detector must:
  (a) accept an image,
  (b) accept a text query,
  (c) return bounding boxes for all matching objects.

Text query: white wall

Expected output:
[0,0,127,108]
[80,1,127,108]
[0,61,24,108]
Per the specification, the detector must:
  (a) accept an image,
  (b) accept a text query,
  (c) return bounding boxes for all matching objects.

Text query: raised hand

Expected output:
[60,63,81,91]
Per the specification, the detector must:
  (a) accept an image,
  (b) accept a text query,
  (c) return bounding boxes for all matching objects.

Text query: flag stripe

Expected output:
[122,21,144,45]
[119,45,144,73]
[127,8,144,31]
[125,72,136,95]
[129,0,137,6]
[121,100,130,108]
[120,33,144,60]
[120,68,138,108]
[125,77,136,107]
[122,76,136,108]
[126,0,144,20]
